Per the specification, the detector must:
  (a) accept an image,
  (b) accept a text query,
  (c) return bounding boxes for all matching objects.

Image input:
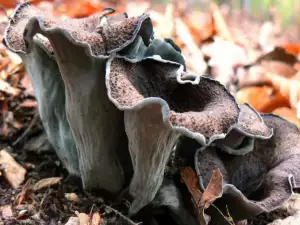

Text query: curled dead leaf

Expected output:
[0,149,26,189]
[198,169,223,225]
[33,177,62,191]
[180,167,224,225]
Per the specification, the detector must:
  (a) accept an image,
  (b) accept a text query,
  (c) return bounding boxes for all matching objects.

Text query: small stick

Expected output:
[13,112,39,146]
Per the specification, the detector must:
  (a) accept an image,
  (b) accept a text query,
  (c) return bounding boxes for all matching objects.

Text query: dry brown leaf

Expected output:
[180,167,203,223]
[181,168,224,225]
[33,177,62,191]
[211,3,233,42]
[180,167,202,205]
[198,169,223,225]
[265,73,300,118]
[236,86,290,113]
[0,205,13,219]
[91,212,102,225]
[16,178,32,205]
[272,107,300,128]
[282,43,300,57]
[75,211,90,225]
[0,149,26,189]
[183,11,214,43]
[200,169,223,210]
[53,0,115,18]
[0,79,22,96]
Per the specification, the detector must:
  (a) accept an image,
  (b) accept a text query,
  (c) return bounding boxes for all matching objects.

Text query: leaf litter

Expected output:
[1,0,300,224]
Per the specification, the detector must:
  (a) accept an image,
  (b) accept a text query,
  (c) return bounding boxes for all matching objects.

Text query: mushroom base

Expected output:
[124,104,180,215]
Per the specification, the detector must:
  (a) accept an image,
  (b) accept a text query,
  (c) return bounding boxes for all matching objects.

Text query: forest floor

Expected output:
[1,1,300,225]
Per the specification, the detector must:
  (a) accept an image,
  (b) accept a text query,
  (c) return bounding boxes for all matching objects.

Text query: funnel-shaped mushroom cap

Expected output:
[6,3,188,195]
[234,103,273,138]
[214,103,273,155]
[3,4,80,176]
[6,2,153,57]
[195,114,300,224]
[106,56,239,214]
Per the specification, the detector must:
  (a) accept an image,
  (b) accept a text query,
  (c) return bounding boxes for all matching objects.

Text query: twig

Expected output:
[210,204,235,225]
[103,205,142,225]
[89,203,96,217]
[12,112,39,146]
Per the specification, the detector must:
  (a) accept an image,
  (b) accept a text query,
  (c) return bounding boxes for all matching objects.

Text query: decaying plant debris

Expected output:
[1,1,300,225]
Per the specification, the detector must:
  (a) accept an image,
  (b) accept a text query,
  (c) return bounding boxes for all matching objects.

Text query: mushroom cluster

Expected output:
[4,2,300,224]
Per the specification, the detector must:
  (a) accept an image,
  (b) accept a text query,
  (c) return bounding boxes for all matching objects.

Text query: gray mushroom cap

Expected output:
[106,55,239,214]
[214,103,273,155]
[234,103,273,139]
[195,114,300,224]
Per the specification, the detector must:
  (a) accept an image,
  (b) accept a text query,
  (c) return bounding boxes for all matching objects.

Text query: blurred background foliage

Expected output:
[154,0,300,29]
[215,0,300,28]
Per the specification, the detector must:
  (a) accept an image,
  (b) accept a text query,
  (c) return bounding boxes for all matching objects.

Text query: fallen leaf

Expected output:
[183,11,214,43]
[75,211,90,225]
[0,79,22,96]
[33,177,62,191]
[211,3,233,42]
[0,149,26,189]
[65,193,81,203]
[180,167,202,205]
[282,43,300,57]
[265,73,300,117]
[91,212,102,225]
[0,205,13,219]
[256,47,298,66]
[180,167,203,223]
[198,169,223,225]
[236,86,290,113]
[16,178,33,205]
[181,168,224,225]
